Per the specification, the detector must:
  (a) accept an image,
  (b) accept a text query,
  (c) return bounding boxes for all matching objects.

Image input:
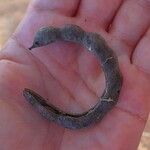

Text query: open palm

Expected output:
[0,0,150,149]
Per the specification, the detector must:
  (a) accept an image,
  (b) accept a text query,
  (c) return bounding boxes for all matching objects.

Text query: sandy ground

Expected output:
[0,0,149,149]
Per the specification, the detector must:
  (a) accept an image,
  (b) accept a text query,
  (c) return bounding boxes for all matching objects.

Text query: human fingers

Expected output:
[29,0,80,17]
[13,0,80,48]
[109,0,150,56]
[76,0,123,29]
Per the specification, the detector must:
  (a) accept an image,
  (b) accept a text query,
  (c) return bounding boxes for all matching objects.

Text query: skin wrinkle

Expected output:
[18,43,49,107]
[45,50,98,110]
[137,0,150,10]
[49,43,80,71]
[0,56,22,67]
[43,43,99,99]
[114,106,146,123]
[35,47,94,112]
[58,130,66,150]
[11,35,27,51]
[115,34,136,49]
[43,49,80,108]
[29,6,61,16]
[0,37,38,67]
[77,47,103,96]
[43,125,64,150]
[30,47,87,111]
[110,34,134,57]
[47,48,99,97]
[134,63,150,77]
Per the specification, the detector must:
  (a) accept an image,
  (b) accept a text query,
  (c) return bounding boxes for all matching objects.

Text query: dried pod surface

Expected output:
[23,24,122,129]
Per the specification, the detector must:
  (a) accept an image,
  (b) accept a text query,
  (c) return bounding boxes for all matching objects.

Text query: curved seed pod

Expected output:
[23,24,122,129]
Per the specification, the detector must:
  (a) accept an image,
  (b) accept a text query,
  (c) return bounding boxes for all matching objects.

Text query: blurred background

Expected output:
[0,0,149,149]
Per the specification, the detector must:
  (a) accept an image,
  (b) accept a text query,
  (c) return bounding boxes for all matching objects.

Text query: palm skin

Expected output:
[0,0,150,149]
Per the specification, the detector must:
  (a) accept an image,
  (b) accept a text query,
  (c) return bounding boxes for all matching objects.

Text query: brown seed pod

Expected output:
[23,24,122,129]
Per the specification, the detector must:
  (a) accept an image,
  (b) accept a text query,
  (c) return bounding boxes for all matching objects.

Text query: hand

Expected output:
[0,0,150,149]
